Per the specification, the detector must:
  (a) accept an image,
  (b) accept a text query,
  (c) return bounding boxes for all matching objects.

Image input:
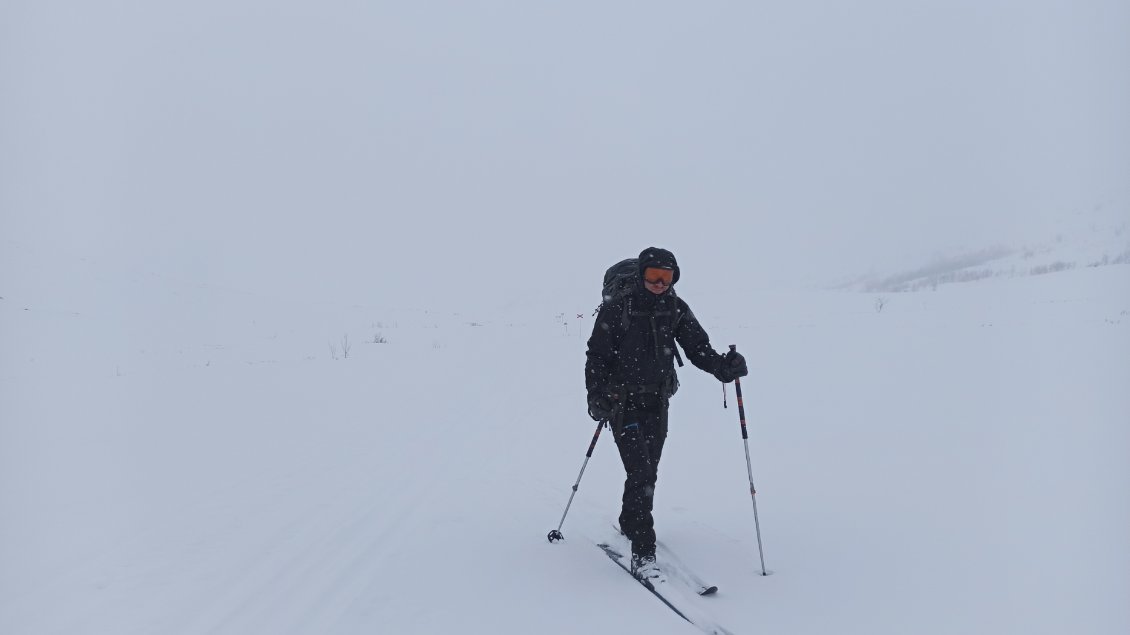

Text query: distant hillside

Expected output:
[845,204,1130,292]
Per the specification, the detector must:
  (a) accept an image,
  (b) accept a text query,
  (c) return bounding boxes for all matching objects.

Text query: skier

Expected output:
[586,247,747,581]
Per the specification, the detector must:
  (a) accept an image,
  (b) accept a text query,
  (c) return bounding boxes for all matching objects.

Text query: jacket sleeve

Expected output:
[674,299,725,375]
[585,301,623,394]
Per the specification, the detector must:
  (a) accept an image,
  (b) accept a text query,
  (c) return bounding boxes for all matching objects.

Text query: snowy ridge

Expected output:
[841,204,1130,292]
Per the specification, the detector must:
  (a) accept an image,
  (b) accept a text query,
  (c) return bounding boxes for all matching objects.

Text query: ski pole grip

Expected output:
[729,345,749,440]
[585,420,603,457]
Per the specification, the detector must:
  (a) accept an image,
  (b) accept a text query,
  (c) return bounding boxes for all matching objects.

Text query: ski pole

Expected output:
[730,344,769,575]
[547,418,606,543]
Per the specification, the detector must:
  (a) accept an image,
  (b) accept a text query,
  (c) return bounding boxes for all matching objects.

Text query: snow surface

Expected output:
[2,243,1127,634]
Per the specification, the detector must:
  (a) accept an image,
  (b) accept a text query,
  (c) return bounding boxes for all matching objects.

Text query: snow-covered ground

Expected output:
[2,241,1127,634]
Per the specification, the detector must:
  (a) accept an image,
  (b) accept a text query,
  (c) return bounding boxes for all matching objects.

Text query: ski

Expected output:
[597,543,735,635]
[656,538,718,596]
[597,543,693,622]
[612,525,718,595]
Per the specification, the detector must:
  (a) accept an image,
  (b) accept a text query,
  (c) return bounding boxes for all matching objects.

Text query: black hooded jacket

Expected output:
[585,248,725,410]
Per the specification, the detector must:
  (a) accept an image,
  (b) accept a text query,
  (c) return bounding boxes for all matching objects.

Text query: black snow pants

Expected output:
[612,406,668,560]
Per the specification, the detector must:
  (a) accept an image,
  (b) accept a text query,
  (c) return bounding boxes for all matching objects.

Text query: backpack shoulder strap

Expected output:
[623,296,686,367]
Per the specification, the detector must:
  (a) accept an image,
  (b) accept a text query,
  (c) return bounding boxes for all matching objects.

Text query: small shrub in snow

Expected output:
[1030,261,1075,276]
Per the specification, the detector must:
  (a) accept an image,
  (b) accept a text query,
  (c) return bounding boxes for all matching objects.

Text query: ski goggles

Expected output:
[643,267,674,286]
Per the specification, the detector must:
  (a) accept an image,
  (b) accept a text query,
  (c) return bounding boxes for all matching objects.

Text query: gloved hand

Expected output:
[713,350,748,383]
[587,390,616,422]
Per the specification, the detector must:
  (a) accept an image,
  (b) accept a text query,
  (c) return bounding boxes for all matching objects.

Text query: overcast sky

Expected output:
[2,0,1128,311]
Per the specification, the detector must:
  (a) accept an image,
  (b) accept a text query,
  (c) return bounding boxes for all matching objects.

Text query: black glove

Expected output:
[713,350,748,383]
[587,390,616,422]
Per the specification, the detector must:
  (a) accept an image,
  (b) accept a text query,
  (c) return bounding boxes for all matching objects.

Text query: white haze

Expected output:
[3,0,1129,312]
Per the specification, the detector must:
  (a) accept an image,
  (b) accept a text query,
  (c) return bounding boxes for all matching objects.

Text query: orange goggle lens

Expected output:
[643,267,674,286]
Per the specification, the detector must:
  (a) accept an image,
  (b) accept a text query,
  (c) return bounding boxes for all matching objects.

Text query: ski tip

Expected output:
[700,586,719,596]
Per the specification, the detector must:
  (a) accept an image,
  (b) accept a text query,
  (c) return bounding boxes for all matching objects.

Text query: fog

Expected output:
[3,0,1128,311]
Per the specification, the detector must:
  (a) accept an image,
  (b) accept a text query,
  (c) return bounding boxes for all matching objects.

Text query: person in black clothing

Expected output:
[585,247,748,579]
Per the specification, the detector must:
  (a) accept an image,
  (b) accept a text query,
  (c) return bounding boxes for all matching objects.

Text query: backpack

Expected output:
[595,257,685,369]
[601,258,645,305]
